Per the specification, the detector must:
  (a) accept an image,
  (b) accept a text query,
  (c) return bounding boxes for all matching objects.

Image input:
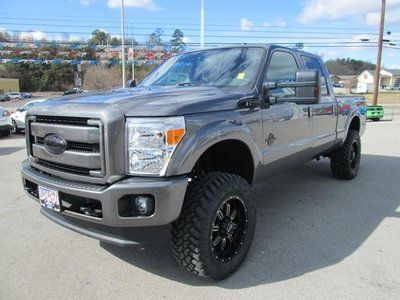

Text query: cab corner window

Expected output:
[300,56,329,95]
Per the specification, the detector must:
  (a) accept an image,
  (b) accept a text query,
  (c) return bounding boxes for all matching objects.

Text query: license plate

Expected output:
[38,186,60,212]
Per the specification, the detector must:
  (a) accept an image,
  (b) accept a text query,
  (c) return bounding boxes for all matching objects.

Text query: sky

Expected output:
[1,0,400,68]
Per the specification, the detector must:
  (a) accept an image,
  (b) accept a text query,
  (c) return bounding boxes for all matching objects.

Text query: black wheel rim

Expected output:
[210,196,247,262]
[350,141,359,169]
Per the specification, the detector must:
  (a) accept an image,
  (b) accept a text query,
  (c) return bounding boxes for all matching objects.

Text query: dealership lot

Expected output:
[0,121,399,299]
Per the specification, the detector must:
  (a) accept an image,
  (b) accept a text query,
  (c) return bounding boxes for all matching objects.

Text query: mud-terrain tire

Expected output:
[330,130,361,180]
[172,172,256,280]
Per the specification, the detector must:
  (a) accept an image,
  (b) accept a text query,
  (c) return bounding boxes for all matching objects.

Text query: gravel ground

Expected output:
[0,121,399,299]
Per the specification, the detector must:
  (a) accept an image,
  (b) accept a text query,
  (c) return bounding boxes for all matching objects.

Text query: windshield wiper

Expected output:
[177,82,194,87]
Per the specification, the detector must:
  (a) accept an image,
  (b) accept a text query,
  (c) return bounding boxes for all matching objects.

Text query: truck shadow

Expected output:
[101,154,400,288]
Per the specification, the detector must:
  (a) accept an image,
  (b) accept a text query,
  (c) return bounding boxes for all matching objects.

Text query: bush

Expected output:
[82,65,121,90]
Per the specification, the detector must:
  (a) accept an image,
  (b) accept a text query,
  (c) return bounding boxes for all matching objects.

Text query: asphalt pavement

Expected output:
[0,121,399,299]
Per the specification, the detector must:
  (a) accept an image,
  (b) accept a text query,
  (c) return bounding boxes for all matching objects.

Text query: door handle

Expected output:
[308,107,314,118]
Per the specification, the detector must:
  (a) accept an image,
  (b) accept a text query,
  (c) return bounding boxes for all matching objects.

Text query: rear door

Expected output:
[300,55,337,153]
[261,50,313,178]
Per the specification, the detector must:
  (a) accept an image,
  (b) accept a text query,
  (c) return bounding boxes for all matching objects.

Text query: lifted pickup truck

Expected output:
[21,45,366,280]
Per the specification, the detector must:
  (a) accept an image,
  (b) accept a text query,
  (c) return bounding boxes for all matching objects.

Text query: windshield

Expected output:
[140,47,264,90]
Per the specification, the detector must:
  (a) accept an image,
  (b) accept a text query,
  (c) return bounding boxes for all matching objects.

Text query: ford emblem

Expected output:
[43,134,68,155]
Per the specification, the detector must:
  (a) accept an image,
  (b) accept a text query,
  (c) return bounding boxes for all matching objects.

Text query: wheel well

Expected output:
[192,140,254,184]
[349,116,360,132]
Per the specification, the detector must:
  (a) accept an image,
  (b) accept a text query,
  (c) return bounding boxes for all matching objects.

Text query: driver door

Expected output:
[261,50,314,178]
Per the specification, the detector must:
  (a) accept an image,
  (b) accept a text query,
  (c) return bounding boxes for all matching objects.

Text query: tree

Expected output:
[171,29,185,52]
[147,28,163,48]
[88,29,110,45]
[325,58,376,75]
[83,65,121,90]
[0,31,11,42]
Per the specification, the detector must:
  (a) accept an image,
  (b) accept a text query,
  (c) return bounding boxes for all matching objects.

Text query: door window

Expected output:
[265,51,299,98]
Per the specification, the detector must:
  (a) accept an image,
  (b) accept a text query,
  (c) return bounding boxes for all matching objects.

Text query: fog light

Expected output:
[134,195,155,216]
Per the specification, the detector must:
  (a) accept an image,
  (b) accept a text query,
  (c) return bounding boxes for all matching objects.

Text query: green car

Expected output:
[367,105,384,121]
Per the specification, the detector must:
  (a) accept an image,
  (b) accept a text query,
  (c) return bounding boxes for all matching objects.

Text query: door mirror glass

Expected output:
[263,69,320,105]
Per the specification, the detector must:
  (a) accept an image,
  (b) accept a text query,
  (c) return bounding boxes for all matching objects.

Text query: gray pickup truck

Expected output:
[21,45,366,280]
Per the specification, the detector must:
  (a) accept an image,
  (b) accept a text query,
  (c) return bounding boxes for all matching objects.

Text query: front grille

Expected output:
[27,115,105,181]
[35,116,91,126]
[37,159,91,176]
[36,137,100,153]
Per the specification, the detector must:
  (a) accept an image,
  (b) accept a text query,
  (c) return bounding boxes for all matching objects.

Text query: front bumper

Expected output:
[21,160,188,245]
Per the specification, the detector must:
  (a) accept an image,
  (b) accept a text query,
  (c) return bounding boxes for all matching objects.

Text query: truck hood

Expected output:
[33,86,248,117]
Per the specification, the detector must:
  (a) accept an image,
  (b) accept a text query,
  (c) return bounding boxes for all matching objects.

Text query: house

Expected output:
[330,75,357,88]
[0,78,20,94]
[356,69,400,93]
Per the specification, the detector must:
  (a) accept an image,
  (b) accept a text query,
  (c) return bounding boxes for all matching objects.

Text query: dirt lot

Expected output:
[0,121,400,299]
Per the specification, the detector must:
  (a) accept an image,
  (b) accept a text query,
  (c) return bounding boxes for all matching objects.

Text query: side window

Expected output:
[265,51,298,97]
[300,56,329,95]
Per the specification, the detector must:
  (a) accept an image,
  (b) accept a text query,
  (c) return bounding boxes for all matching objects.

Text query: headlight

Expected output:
[126,116,186,176]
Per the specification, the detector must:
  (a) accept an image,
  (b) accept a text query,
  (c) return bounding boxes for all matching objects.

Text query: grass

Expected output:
[361,92,400,105]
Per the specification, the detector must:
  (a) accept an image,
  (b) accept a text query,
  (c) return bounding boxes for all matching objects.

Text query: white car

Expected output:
[6,92,23,100]
[11,99,47,133]
[0,106,12,137]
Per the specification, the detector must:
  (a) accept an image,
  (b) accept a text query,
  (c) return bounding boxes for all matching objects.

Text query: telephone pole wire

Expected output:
[372,0,386,106]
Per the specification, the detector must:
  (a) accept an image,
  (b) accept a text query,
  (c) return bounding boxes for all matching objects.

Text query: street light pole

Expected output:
[200,0,205,48]
[120,0,126,88]
[372,0,386,106]
[131,21,135,83]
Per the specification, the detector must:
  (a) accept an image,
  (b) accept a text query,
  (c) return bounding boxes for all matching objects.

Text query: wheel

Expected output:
[15,97,20,100]
[330,130,361,180]
[172,172,256,280]
[371,118,380,122]
[0,130,11,137]
[11,119,20,134]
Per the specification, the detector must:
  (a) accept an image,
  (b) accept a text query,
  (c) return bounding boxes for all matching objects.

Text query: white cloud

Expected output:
[272,18,287,27]
[240,18,254,31]
[107,0,162,11]
[182,37,191,44]
[19,30,47,40]
[299,0,400,23]
[366,8,400,25]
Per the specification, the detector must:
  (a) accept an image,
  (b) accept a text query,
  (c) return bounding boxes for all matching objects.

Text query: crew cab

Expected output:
[21,45,366,280]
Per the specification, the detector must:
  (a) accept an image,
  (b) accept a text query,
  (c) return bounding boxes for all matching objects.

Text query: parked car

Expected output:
[10,99,48,133]
[21,92,33,99]
[0,94,11,102]
[0,106,12,137]
[367,105,384,121]
[21,45,366,280]
[61,88,82,96]
[6,92,23,100]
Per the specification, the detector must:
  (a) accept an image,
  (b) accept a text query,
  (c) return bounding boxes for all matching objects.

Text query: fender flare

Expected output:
[165,119,263,181]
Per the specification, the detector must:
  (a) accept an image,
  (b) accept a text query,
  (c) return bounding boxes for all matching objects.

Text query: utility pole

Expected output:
[372,0,386,106]
[131,21,135,83]
[120,0,126,88]
[200,0,205,48]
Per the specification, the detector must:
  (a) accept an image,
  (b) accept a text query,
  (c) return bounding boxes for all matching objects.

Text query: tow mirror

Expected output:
[263,69,321,105]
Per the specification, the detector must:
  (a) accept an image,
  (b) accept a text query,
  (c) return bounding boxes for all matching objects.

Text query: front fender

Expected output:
[165,111,263,182]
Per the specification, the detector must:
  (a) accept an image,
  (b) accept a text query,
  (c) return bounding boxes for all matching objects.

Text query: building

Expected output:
[356,69,400,93]
[0,78,20,94]
[330,74,357,88]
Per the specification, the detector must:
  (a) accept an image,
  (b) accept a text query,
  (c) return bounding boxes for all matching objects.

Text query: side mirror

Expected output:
[129,80,137,87]
[263,69,321,105]
[17,108,22,112]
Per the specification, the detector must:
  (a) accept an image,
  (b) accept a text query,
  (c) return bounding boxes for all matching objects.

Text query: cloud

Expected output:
[298,0,400,23]
[182,37,191,44]
[107,0,162,11]
[240,18,254,31]
[19,30,47,40]
[366,8,400,25]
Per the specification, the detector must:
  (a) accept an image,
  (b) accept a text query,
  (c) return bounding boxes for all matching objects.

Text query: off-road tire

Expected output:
[330,130,361,180]
[172,172,256,280]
